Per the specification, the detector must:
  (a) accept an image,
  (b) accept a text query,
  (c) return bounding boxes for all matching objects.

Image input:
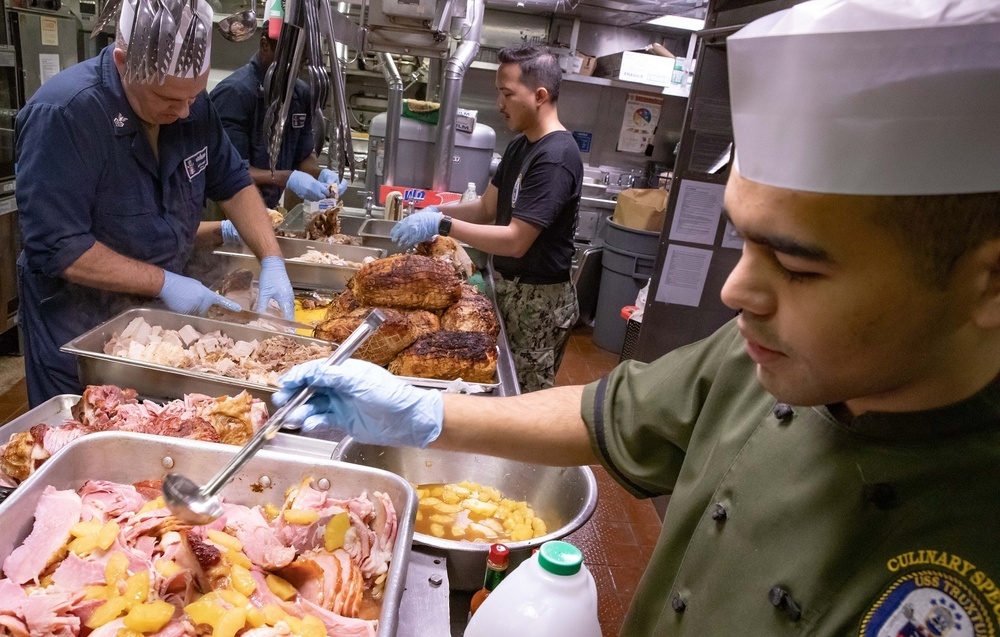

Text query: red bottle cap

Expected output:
[488,543,509,567]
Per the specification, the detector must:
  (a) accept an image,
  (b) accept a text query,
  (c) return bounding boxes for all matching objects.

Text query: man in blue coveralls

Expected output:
[210,21,347,212]
[14,0,295,406]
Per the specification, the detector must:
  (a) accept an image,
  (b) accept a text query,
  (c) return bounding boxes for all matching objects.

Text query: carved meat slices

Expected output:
[0,386,269,486]
[350,254,461,311]
[389,331,498,384]
[440,284,500,339]
[314,307,440,366]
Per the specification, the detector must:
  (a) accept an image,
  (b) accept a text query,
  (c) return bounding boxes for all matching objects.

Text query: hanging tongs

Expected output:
[262,0,306,172]
[318,0,355,182]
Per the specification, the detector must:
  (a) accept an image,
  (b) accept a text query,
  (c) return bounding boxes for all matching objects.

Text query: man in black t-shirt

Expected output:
[391,44,583,392]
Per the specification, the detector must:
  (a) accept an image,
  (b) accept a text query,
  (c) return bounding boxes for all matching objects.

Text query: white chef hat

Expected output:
[728,0,1000,195]
[116,0,213,81]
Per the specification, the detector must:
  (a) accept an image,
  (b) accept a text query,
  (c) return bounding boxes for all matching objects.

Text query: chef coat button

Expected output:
[768,586,802,622]
[865,482,898,510]
[710,503,728,522]
[671,593,687,612]
[773,403,794,421]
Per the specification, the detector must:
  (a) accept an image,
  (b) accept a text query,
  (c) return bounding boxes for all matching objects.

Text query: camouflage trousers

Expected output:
[494,277,579,393]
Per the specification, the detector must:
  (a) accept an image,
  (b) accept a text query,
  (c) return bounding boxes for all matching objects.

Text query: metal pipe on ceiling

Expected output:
[378,52,403,187]
[432,0,484,192]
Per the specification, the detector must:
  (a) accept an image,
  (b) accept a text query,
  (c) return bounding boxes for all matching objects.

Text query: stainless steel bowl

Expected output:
[333,438,598,590]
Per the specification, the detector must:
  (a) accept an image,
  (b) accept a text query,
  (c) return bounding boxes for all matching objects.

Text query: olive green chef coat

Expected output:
[582,320,1000,636]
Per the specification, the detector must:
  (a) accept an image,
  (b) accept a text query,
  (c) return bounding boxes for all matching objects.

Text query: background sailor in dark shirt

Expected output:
[210,21,347,213]
[391,45,583,392]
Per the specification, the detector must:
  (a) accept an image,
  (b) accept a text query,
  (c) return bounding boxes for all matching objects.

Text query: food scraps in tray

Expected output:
[0,476,397,636]
[0,385,268,486]
[287,248,377,268]
[104,317,332,387]
[414,480,547,543]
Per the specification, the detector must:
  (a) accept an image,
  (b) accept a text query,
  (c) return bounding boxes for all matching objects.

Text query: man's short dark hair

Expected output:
[870,192,1000,288]
[497,45,561,103]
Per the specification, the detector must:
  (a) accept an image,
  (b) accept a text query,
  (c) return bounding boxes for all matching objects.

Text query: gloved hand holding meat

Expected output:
[287,170,333,202]
[390,208,442,247]
[158,271,241,315]
[318,169,350,197]
[274,358,444,448]
[256,256,295,320]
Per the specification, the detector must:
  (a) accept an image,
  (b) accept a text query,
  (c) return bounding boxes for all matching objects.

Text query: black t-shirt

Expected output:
[490,130,582,283]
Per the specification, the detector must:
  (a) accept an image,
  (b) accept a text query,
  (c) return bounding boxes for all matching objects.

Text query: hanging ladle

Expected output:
[218,0,259,43]
[163,309,386,525]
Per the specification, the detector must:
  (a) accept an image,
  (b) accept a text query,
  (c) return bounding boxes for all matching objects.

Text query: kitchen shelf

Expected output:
[469,60,690,98]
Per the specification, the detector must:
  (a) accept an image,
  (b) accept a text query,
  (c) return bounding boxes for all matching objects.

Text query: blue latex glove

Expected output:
[256,256,295,319]
[220,220,242,245]
[274,358,443,447]
[318,168,350,197]
[287,170,330,201]
[390,208,442,247]
[158,271,241,315]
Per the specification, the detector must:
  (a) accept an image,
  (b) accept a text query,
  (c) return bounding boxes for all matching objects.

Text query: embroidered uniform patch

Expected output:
[184,146,209,180]
[292,113,306,128]
[859,551,996,637]
[512,173,522,207]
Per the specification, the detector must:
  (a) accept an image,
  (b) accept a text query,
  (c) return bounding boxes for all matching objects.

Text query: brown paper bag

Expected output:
[612,188,668,232]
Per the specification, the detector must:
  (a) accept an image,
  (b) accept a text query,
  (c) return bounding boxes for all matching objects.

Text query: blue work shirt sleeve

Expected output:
[209,80,253,159]
[203,94,252,202]
[293,104,314,168]
[15,103,103,277]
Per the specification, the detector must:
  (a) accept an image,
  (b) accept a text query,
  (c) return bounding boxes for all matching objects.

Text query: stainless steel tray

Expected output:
[277,204,369,238]
[62,308,502,406]
[214,236,384,293]
[0,393,340,463]
[0,432,416,637]
[357,218,404,256]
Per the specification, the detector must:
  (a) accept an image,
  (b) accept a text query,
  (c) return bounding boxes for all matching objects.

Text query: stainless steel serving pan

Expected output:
[214,237,384,293]
[0,431,416,637]
[357,218,404,256]
[0,393,341,470]
[277,204,369,239]
[334,438,598,591]
[61,308,502,410]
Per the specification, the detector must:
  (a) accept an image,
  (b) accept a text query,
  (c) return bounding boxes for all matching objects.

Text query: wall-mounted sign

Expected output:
[572,131,592,153]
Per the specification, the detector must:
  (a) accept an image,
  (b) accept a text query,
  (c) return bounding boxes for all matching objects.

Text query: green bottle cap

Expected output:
[537,541,583,576]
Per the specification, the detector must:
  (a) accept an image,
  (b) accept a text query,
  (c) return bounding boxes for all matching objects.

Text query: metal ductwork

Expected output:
[432,0,484,192]
[378,52,403,187]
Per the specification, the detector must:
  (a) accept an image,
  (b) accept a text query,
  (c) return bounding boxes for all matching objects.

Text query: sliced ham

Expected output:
[19,588,83,637]
[50,552,105,589]
[80,480,147,522]
[2,486,82,585]
[224,504,294,570]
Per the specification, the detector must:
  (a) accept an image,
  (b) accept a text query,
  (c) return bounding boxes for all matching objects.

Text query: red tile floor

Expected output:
[0,325,663,636]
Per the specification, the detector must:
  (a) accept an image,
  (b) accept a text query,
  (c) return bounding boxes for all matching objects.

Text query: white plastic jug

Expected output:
[464,541,601,637]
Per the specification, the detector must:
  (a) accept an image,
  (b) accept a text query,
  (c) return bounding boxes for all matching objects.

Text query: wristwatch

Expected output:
[438,215,453,237]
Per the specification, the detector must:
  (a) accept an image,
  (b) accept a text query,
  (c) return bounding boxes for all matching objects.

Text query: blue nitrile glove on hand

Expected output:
[274,358,443,448]
[256,256,295,319]
[287,170,330,202]
[158,271,241,315]
[390,208,442,247]
[318,169,350,197]
[220,220,242,245]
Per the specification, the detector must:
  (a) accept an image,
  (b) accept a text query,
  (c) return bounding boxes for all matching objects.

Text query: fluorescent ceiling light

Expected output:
[646,15,705,31]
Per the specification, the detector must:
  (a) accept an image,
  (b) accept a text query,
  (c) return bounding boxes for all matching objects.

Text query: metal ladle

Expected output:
[218,5,258,42]
[163,309,386,524]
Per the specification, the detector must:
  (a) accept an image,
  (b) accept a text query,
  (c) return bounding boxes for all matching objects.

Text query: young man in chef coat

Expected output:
[210,21,347,212]
[390,44,583,393]
[14,0,294,406]
[276,1,1000,634]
